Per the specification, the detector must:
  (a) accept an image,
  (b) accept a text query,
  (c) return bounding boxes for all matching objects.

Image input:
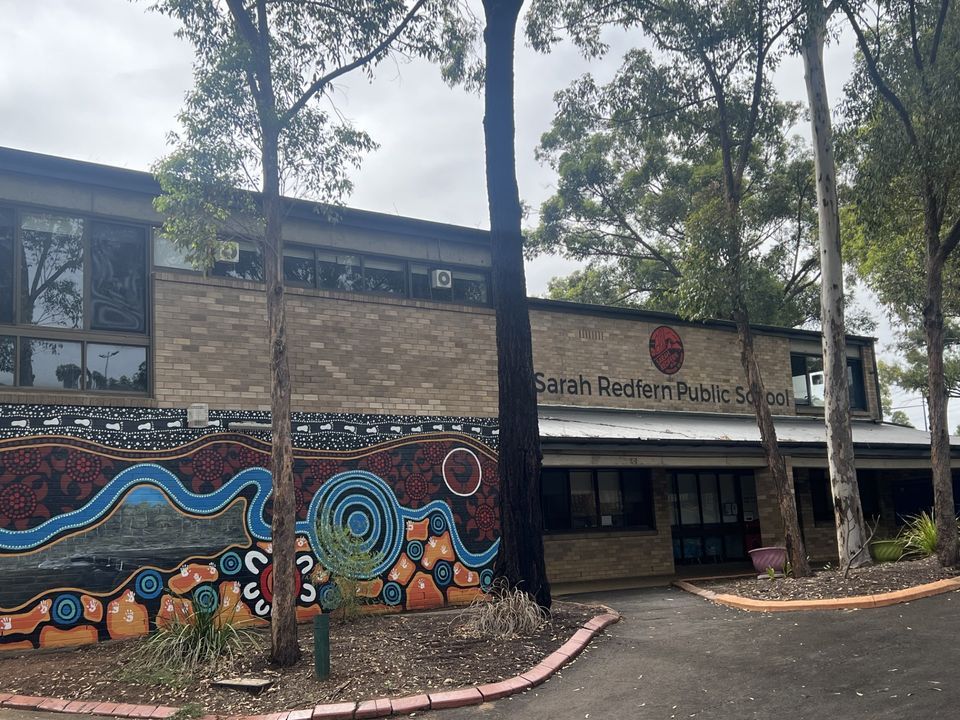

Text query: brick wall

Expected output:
[543,469,675,582]
[152,273,499,415]
[531,308,797,416]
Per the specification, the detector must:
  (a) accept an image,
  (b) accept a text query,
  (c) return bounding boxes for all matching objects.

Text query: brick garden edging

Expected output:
[0,610,620,720]
[673,577,960,612]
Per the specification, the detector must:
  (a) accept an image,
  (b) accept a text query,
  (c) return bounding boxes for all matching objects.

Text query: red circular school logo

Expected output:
[649,326,684,375]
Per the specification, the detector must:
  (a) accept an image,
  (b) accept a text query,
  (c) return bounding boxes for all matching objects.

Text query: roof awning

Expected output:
[537,406,957,451]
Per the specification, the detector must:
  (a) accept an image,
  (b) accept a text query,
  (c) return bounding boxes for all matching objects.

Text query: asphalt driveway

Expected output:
[434,585,960,720]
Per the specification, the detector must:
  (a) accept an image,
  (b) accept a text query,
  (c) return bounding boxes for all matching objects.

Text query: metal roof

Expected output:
[537,406,958,450]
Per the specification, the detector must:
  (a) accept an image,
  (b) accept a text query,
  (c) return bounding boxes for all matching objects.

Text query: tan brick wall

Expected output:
[530,309,797,416]
[543,469,675,582]
[152,273,499,415]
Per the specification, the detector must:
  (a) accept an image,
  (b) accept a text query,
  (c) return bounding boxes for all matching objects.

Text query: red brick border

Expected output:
[0,610,619,720]
[673,576,960,612]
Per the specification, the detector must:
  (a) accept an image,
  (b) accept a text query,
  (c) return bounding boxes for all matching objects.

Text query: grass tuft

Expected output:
[458,578,550,639]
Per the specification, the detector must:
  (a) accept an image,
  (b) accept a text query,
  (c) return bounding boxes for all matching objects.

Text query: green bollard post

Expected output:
[314,612,330,680]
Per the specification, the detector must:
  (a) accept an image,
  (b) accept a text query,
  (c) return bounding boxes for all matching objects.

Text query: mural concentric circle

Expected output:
[193,585,219,612]
[310,471,404,577]
[0,483,37,520]
[442,448,483,497]
[135,569,164,600]
[319,582,342,611]
[433,560,453,588]
[406,540,424,562]
[52,593,83,625]
[429,513,446,535]
[480,568,494,592]
[381,581,403,606]
[219,551,243,576]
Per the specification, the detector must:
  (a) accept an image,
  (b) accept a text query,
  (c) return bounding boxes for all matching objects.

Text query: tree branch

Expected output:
[279,0,430,128]
[839,0,920,150]
[930,0,949,64]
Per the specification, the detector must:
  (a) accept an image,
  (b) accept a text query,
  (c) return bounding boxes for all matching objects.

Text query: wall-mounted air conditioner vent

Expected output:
[430,268,453,290]
[215,241,240,263]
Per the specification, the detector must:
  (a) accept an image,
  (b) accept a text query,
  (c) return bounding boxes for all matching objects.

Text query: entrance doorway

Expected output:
[669,470,761,564]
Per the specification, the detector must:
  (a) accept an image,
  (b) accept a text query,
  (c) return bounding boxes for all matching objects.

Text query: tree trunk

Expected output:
[262,128,300,665]
[801,1,870,570]
[923,241,958,567]
[734,307,812,577]
[481,0,552,608]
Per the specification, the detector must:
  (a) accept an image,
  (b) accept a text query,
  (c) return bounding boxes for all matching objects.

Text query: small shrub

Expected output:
[458,578,550,639]
[900,511,939,558]
[131,588,256,676]
[314,519,384,622]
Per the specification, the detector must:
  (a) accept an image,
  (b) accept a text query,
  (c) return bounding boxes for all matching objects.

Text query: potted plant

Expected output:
[869,538,906,563]
[748,546,787,574]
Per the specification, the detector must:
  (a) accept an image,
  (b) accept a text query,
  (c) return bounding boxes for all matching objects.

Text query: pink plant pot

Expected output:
[749,546,787,574]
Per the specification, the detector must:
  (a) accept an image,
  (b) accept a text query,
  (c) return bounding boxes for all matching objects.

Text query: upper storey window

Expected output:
[791,353,867,410]
[0,205,149,394]
[155,235,490,306]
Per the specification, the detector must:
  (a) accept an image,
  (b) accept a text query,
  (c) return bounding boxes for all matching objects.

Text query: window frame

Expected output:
[790,351,868,410]
[0,202,152,397]
[155,237,492,307]
[541,467,656,534]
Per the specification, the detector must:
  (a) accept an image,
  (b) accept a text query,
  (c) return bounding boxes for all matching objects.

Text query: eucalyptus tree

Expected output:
[531,86,822,327]
[147,0,441,665]
[799,0,870,570]
[527,0,812,575]
[839,0,960,565]
[481,0,553,608]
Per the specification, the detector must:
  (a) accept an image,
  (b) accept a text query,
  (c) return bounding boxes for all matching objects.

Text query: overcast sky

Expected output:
[0,0,954,430]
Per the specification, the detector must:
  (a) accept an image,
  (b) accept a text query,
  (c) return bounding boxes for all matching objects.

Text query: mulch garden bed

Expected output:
[700,556,960,602]
[0,601,600,715]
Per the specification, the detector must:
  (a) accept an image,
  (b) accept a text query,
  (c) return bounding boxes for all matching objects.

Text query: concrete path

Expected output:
[434,586,960,720]
[3,586,958,720]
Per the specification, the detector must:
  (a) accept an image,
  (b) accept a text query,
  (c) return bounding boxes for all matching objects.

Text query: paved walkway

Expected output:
[2,586,958,720]
[434,586,960,720]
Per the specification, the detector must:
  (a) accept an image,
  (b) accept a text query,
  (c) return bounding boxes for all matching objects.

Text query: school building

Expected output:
[0,146,957,650]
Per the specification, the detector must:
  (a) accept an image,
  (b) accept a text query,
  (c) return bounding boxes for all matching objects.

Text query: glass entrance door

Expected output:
[670,470,759,564]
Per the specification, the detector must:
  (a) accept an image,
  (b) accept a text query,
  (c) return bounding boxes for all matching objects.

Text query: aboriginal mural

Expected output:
[0,405,500,651]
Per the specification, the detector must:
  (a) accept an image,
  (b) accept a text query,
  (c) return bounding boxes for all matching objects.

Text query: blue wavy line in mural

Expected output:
[1,465,499,573]
[0,464,274,552]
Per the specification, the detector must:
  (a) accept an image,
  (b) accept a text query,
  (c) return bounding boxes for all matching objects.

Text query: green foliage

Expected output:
[131,589,257,676]
[900,511,940,558]
[881,322,960,400]
[840,2,960,321]
[459,578,550,639]
[146,0,451,262]
[314,519,384,621]
[526,1,821,327]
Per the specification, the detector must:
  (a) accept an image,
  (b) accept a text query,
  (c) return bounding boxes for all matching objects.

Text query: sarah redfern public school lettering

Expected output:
[533,373,792,408]
[533,325,793,410]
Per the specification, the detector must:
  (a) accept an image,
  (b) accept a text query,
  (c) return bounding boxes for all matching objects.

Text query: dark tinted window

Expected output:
[541,469,571,532]
[19,212,84,328]
[91,222,147,333]
[847,358,867,409]
[212,242,263,281]
[809,469,833,524]
[85,343,147,392]
[453,270,488,304]
[364,258,405,295]
[19,338,83,389]
[283,247,315,286]
[0,208,13,324]
[317,252,362,291]
[621,469,655,528]
[0,336,13,386]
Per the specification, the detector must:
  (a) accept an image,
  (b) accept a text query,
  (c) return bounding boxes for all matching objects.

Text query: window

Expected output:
[804,468,880,527]
[791,352,867,409]
[541,468,655,532]
[154,235,491,306]
[212,240,263,281]
[0,205,150,395]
